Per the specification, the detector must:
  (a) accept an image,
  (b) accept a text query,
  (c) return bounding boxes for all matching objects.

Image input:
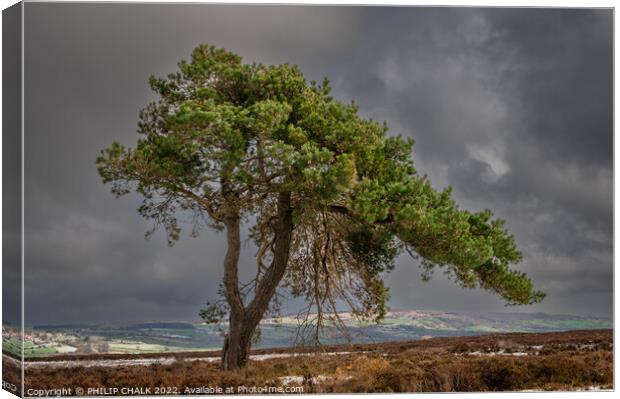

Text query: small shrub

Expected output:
[451,343,471,353]
[479,358,528,391]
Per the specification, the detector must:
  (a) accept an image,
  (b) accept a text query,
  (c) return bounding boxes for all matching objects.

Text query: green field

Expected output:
[3,337,60,357]
[2,336,22,356]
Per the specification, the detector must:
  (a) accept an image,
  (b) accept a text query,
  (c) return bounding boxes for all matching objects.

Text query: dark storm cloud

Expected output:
[342,8,613,317]
[22,4,612,325]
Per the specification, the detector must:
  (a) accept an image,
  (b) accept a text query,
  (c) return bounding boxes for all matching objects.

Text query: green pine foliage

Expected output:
[97,45,544,332]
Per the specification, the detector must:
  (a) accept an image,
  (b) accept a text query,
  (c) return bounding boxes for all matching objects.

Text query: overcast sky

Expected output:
[19,3,612,325]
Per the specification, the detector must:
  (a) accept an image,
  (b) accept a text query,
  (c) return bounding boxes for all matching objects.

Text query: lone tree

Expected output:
[97,45,545,371]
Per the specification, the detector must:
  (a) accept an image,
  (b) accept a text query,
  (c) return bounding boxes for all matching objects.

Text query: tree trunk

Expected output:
[221,213,247,371]
[220,192,294,371]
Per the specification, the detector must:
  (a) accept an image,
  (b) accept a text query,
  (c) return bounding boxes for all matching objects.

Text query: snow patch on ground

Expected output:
[521,386,611,392]
[55,345,78,353]
[15,351,362,369]
[467,351,529,357]
[278,375,331,385]
[278,374,352,386]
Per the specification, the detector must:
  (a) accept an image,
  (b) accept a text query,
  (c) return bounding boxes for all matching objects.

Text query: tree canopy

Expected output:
[97,45,544,365]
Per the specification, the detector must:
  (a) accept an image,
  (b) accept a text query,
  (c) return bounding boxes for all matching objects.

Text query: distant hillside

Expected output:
[374,309,612,333]
[12,309,611,358]
[259,309,611,345]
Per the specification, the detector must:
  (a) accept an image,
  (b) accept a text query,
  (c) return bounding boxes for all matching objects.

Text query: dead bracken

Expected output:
[5,329,611,394]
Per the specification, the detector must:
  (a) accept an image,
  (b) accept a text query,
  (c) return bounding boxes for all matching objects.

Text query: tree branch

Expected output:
[327,204,393,225]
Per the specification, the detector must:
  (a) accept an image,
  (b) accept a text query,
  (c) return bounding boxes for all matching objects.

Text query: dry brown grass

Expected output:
[20,329,613,395]
[2,356,22,396]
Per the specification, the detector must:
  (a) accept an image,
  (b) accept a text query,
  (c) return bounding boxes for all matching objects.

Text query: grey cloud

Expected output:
[334,7,612,317]
[21,4,612,325]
